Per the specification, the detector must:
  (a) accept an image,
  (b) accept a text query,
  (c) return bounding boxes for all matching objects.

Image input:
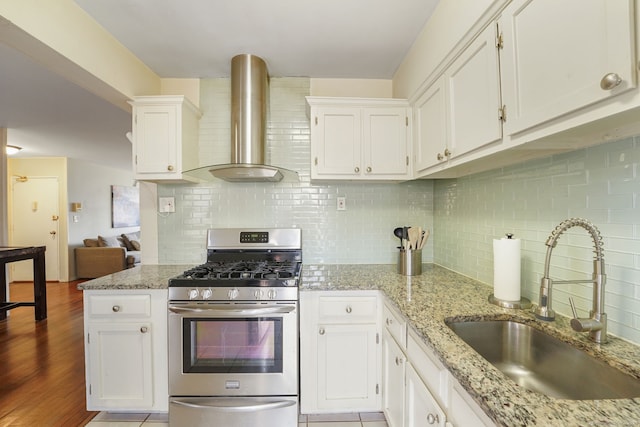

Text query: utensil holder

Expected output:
[398,249,422,276]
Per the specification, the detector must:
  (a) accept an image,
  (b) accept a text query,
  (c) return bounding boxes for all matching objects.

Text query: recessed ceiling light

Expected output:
[5,145,22,155]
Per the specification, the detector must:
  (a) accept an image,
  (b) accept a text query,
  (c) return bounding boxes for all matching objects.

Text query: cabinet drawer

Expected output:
[383,303,406,348]
[87,294,151,318]
[407,329,447,405]
[318,296,377,323]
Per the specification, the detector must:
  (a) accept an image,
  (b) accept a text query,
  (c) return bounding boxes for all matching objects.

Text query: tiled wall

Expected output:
[157,77,640,344]
[157,78,434,266]
[434,138,640,344]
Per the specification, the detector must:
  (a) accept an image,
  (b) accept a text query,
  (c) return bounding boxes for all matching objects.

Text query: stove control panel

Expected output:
[169,286,298,302]
[240,231,269,243]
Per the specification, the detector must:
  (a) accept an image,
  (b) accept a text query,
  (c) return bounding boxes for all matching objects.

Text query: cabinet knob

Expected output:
[354,166,360,173]
[386,318,393,326]
[112,305,121,313]
[437,153,444,161]
[167,165,174,171]
[366,166,372,173]
[600,73,622,90]
[427,413,439,424]
[395,356,403,366]
[345,305,352,314]
[319,327,325,335]
[444,148,451,157]
[140,326,148,333]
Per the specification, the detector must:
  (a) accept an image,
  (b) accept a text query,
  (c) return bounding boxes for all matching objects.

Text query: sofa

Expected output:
[75,232,141,279]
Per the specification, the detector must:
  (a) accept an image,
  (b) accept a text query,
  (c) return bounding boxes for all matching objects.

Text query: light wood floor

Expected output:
[0,280,98,426]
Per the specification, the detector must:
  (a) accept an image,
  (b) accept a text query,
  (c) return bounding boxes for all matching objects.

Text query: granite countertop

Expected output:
[77,263,640,426]
[302,264,640,427]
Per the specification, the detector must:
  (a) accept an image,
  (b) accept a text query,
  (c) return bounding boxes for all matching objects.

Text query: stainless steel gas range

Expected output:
[168,228,301,427]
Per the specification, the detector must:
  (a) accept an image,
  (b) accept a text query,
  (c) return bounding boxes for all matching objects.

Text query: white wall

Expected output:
[67,158,138,278]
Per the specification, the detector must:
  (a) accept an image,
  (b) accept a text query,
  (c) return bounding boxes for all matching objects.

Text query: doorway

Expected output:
[10,176,60,282]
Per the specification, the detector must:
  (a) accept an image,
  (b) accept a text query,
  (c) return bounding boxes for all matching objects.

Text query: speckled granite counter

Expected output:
[77,264,190,290]
[302,264,640,427]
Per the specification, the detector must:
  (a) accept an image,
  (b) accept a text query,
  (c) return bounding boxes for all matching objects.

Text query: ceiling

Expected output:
[1,0,439,170]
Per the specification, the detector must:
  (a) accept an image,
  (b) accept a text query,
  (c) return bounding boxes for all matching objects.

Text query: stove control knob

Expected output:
[202,289,213,299]
[228,288,239,300]
[188,289,199,300]
[254,289,265,300]
[268,289,278,300]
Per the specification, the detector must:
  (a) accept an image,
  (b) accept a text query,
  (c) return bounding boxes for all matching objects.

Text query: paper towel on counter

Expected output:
[493,235,521,301]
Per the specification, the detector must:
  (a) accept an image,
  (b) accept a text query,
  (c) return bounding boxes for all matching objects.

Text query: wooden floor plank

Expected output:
[0,281,98,426]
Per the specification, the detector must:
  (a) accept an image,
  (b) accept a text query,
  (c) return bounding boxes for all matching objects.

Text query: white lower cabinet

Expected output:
[83,289,168,412]
[382,329,405,427]
[300,291,381,413]
[406,363,446,427]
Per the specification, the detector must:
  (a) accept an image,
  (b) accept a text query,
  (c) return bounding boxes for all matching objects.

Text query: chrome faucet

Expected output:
[534,218,607,343]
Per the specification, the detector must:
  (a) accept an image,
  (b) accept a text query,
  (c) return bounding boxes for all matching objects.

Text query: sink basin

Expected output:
[447,320,640,400]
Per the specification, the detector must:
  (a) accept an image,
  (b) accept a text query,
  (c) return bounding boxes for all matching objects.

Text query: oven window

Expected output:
[183,317,283,373]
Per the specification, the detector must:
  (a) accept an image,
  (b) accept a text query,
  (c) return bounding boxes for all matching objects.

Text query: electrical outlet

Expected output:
[159,197,175,213]
[337,196,346,211]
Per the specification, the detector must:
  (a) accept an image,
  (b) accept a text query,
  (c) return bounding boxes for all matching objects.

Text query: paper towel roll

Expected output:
[493,235,521,301]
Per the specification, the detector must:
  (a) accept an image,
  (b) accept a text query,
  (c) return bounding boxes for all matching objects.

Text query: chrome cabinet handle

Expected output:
[600,73,622,90]
[386,318,393,326]
[366,166,372,173]
[444,148,451,157]
[319,327,325,335]
[354,166,360,173]
[112,305,121,312]
[345,305,352,314]
[395,356,403,365]
[427,413,439,424]
[437,153,444,161]
[140,326,148,333]
[167,165,174,171]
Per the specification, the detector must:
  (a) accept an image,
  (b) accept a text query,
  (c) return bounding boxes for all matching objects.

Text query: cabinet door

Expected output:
[134,104,178,175]
[406,364,446,427]
[382,330,405,427]
[499,0,635,135]
[317,323,378,410]
[86,322,153,410]
[414,76,448,176]
[363,107,409,177]
[311,107,362,178]
[446,23,502,159]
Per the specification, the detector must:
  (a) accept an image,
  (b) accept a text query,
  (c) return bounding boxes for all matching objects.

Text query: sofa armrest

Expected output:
[75,247,127,278]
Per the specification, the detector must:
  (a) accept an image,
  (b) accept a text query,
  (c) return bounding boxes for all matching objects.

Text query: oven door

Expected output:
[168,302,298,396]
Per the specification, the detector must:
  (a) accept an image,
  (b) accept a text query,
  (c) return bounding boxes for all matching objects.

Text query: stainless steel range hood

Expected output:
[186,54,298,183]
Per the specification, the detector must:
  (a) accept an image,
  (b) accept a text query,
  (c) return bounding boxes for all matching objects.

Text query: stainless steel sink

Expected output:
[447,320,640,400]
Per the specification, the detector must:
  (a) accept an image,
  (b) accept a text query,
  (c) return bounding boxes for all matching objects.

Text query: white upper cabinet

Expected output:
[130,96,202,183]
[499,0,636,136]
[414,23,503,178]
[307,97,411,181]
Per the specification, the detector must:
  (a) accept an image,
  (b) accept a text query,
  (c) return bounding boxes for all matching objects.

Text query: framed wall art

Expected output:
[111,185,140,228]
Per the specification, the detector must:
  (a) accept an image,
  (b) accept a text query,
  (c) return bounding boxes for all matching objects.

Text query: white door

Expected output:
[10,176,60,281]
[363,107,409,178]
[413,76,448,176]
[499,0,635,135]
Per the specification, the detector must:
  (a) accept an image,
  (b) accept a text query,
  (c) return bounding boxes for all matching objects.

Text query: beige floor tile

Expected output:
[308,413,360,422]
[362,421,388,427]
[307,422,362,427]
[360,412,386,421]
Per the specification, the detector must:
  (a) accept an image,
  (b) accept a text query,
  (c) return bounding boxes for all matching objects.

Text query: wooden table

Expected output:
[0,246,47,321]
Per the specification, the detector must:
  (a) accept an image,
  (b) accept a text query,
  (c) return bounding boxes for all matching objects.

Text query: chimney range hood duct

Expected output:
[187,54,298,182]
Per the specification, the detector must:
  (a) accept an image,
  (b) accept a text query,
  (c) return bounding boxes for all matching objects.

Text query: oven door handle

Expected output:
[171,397,296,413]
[168,304,296,316]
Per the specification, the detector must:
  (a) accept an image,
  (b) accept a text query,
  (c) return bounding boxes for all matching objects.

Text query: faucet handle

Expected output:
[569,297,579,318]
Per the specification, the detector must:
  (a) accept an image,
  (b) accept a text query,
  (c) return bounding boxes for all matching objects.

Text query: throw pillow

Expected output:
[130,240,141,251]
[120,234,135,251]
[83,238,99,247]
[98,235,123,248]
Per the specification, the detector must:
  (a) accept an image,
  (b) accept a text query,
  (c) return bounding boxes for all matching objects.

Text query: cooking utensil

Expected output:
[419,229,430,249]
[394,227,404,248]
[407,227,420,251]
